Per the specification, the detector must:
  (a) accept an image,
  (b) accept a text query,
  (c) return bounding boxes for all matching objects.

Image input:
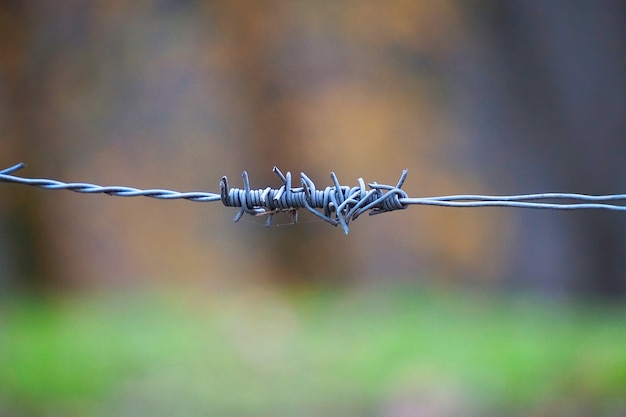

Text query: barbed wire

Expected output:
[2,162,625,234]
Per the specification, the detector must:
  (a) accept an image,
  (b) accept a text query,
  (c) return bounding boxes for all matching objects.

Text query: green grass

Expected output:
[0,286,625,416]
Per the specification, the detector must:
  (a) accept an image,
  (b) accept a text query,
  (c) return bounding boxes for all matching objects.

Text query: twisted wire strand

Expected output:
[0,163,221,202]
[1,162,625,234]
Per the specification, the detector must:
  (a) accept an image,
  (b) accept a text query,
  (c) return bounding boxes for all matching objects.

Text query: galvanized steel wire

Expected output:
[2,162,625,234]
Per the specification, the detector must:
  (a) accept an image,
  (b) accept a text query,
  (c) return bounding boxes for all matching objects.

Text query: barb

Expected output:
[1,162,625,234]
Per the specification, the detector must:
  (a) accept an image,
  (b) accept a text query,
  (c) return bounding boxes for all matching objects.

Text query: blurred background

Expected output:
[0,1,625,416]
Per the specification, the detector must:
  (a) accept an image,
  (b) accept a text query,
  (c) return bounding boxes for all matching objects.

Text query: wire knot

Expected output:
[220,167,409,234]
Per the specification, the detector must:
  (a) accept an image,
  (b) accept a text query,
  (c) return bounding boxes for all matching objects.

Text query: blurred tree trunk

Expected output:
[0,1,62,292]
[457,0,626,297]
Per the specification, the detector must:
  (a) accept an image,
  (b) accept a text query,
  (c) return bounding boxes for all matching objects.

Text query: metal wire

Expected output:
[0,163,221,202]
[2,162,625,234]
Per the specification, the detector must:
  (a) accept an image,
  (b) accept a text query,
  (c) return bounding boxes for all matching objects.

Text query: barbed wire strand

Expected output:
[2,162,625,234]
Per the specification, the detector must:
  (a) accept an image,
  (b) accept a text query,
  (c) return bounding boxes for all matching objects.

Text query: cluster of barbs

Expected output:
[220,166,409,234]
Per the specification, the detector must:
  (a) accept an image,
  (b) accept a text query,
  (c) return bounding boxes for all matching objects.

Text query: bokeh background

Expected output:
[1,1,625,416]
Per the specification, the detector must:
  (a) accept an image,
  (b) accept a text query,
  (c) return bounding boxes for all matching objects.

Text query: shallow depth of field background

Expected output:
[0,1,625,416]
